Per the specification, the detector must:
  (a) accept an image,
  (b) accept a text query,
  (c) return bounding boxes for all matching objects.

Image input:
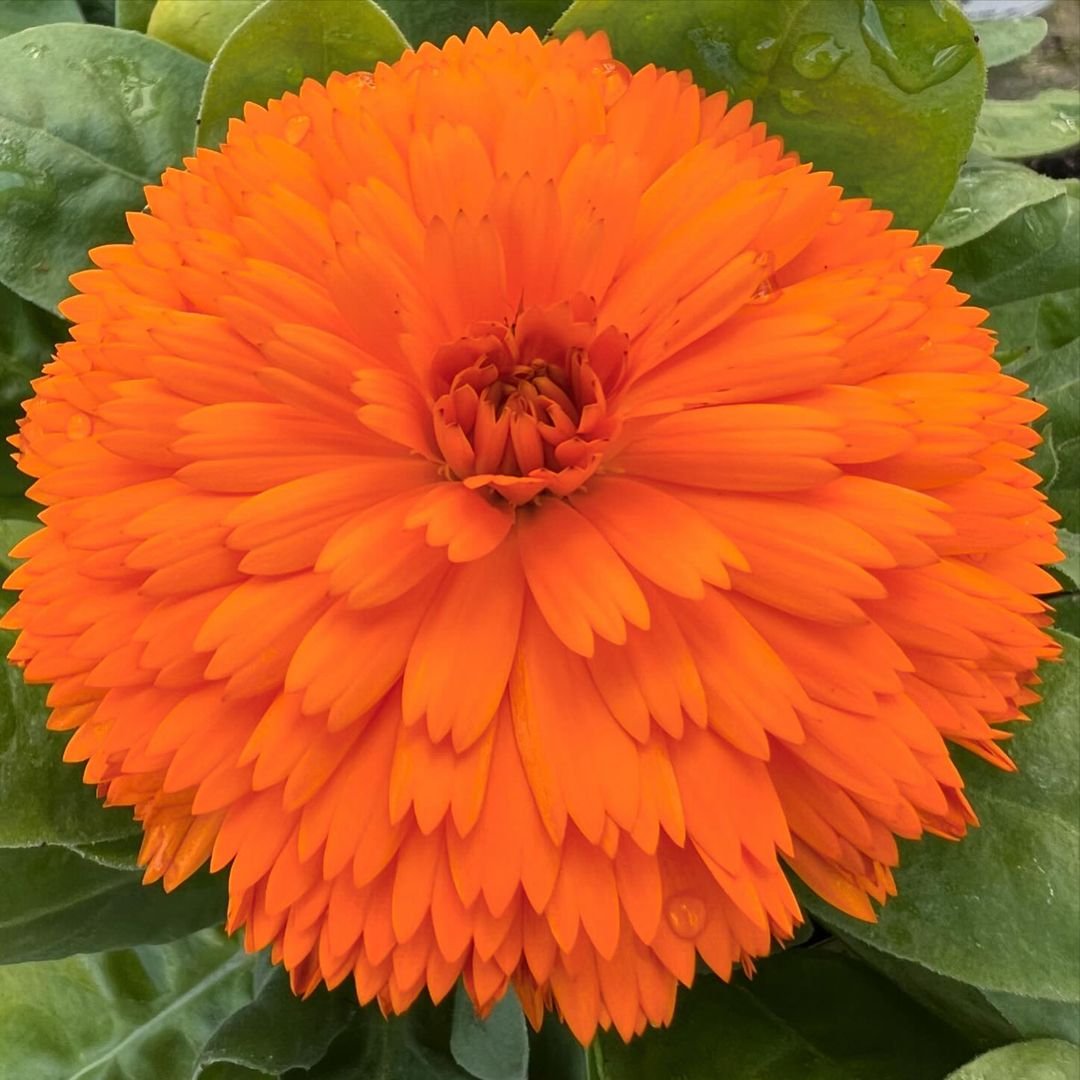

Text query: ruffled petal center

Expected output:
[429,296,628,504]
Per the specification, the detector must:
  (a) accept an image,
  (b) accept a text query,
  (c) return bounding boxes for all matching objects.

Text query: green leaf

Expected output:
[1057,529,1080,593]
[450,982,529,1080]
[0,929,257,1080]
[0,0,83,37]
[0,625,141,847]
[66,834,141,870]
[840,935,1080,1046]
[553,0,985,232]
[79,0,117,25]
[0,282,66,411]
[196,966,356,1077]
[946,1040,1080,1080]
[147,0,263,61]
[0,23,206,313]
[590,944,972,1080]
[0,518,37,574]
[924,157,1062,248]
[974,16,1047,68]
[801,633,1080,1005]
[1054,595,1080,638]
[116,0,156,33]
[377,0,569,46]
[527,1015,588,1080]
[0,842,227,964]
[196,0,408,149]
[302,996,474,1079]
[974,89,1080,160]
[941,183,1079,308]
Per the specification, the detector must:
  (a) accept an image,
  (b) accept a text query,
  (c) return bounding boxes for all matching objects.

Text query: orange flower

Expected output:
[4,24,1061,1043]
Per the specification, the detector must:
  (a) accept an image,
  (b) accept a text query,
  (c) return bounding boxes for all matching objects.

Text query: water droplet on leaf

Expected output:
[779,88,815,115]
[859,0,975,93]
[737,35,780,74]
[792,33,850,80]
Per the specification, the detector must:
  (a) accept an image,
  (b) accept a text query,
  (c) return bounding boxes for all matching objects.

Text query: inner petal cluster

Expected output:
[430,297,627,503]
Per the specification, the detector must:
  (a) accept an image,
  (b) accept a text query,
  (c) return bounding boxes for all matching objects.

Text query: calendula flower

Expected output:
[4,23,1061,1043]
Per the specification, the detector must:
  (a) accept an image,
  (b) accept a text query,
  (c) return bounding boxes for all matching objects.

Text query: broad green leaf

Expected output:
[0,24,206,313]
[553,0,985,232]
[199,1066,274,1080]
[79,0,117,24]
[116,0,156,33]
[450,982,528,1080]
[1054,595,1080,638]
[924,157,1062,248]
[841,935,1080,1046]
[65,834,141,870]
[527,1015,588,1080]
[0,0,83,37]
[946,1040,1080,1080]
[942,184,1079,308]
[976,992,1080,1050]
[0,929,257,1080]
[974,88,1080,159]
[0,625,141,846]
[0,842,226,963]
[147,0,262,61]
[974,16,1047,68]
[991,287,1080,365]
[196,0,408,149]
[1057,529,1080,593]
[196,967,356,1077]
[0,450,35,523]
[378,0,568,46]
[0,518,36,573]
[590,945,972,1080]
[802,633,1080,1004]
[0,282,66,411]
[302,997,474,1080]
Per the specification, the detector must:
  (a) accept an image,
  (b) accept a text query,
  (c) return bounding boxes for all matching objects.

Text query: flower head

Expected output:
[5,24,1061,1043]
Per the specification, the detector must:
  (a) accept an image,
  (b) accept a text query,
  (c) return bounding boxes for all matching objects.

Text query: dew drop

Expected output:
[1050,109,1079,138]
[828,209,845,225]
[751,276,781,304]
[285,115,311,145]
[792,33,850,80]
[66,414,92,440]
[736,35,780,74]
[779,88,815,116]
[354,71,376,89]
[592,59,631,104]
[858,0,975,93]
[666,894,707,939]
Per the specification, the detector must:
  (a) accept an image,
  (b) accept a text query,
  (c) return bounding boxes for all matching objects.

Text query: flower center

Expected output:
[430,297,627,505]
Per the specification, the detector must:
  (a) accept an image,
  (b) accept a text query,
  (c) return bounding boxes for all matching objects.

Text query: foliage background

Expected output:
[0,0,1076,1077]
